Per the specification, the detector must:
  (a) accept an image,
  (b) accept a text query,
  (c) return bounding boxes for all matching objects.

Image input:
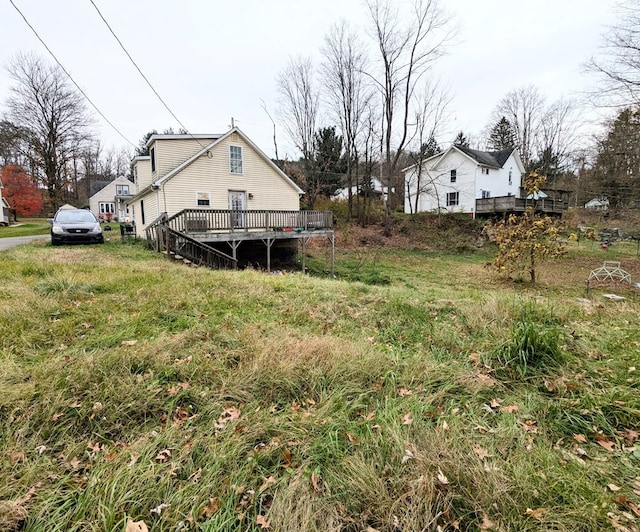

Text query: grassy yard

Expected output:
[0,218,51,238]
[0,234,639,531]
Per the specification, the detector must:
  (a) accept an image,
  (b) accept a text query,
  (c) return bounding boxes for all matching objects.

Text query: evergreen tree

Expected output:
[592,107,640,211]
[487,116,516,151]
[420,136,441,158]
[454,131,469,148]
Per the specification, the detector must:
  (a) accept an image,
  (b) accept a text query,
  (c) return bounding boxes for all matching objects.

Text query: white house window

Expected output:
[481,168,490,175]
[481,190,491,199]
[196,192,210,206]
[133,166,138,185]
[116,185,130,195]
[99,202,115,214]
[150,147,156,173]
[509,168,513,185]
[446,192,459,206]
[230,146,243,174]
[450,169,456,183]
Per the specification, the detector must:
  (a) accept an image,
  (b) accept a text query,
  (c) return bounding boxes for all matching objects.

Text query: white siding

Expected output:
[405,148,526,215]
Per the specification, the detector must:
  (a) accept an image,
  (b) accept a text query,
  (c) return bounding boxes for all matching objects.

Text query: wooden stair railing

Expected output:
[155,225,237,270]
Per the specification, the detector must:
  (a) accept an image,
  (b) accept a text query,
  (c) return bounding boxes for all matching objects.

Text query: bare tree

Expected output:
[321,21,373,220]
[4,52,94,211]
[407,80,450,214]
[587,1,640,106]
[491,85,545,170]
[276,57,320,206]
[365,0,455,235]
[536,97,581,179]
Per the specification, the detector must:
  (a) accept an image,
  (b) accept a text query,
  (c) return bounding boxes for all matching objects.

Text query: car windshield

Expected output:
[55,210,97,224]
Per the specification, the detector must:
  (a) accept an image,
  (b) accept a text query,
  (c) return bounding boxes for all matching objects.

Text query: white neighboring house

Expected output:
[584,197,609,211]
[89,176,136,222]
[404,145,526,217]
[333,178,392,201]
[0,177,9,225]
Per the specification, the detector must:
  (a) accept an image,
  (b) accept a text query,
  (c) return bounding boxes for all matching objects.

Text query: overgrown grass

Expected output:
[0,235,639,531]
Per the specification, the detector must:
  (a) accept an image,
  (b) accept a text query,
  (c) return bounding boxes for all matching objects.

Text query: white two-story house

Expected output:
[404,145,526,217]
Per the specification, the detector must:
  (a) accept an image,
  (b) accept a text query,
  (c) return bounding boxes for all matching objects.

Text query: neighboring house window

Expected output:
[508,169,513,185]
[116,185,130,195]
[140,200,145,225]
[99,202,115,214]
[481,190,491,199]
[481,168,490,175]
[196,192,210,206]
[133,166,138,185]
[450,169,456,183]
[446,192,459,206]
[150,147,156,173]
[230,146,243,174]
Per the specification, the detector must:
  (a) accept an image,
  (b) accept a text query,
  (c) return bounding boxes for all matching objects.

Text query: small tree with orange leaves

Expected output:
[487,171,566,283]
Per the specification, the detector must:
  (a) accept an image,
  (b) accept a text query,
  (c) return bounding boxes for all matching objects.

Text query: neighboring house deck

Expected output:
[475,196,568,216]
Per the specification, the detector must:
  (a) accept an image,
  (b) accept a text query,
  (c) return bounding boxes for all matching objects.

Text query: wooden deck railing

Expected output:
[476,196,567,214]
[164,209,333,234]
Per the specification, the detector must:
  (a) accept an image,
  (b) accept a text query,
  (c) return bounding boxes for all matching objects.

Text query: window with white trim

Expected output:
[481,167,490,175]
[116,184,130,195]
[99,202,115,214]
[229,145,243,174]
[481,190,491,199]
[150,147,156,173]
[450,169,457,183]
[446,192,459,206]
[508,168,513,185]
[196,192,210,206]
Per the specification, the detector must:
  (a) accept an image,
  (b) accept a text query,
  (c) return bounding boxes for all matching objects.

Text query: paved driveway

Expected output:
[0,235,49,251]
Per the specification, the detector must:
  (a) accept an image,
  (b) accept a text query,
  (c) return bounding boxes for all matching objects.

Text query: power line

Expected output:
[9,0,137,149]
[88,0,206,149]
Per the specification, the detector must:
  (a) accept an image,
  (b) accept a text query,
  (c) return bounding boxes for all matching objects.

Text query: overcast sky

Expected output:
[0,0,620,159]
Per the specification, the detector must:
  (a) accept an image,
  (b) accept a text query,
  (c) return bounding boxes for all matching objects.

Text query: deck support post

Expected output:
[300,237,308,274]
[227,240,242,269]
[261,237,275,272]
[329,234,335,277]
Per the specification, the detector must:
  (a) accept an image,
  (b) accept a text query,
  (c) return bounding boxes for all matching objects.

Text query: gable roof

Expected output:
[403,144,518,174]
[132,127,303,200]
[89,180,112,197]
[453,145,514,168]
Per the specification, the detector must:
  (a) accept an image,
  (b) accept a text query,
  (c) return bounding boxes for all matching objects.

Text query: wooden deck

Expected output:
[476,196,568,216]
[145,209,335,273]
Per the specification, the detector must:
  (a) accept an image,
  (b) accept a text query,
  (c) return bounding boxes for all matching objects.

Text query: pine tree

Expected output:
[454,131,469,148]
[487,116,516,151]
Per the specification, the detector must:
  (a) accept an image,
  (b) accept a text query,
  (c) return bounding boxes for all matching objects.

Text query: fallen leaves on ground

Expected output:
[311,471,322,492]
[402,412,413,425]
[256,514,271,529]
[525,507,548,520]
[436,470,449,485]
[199,497,221,518]
[126,519,148,532]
